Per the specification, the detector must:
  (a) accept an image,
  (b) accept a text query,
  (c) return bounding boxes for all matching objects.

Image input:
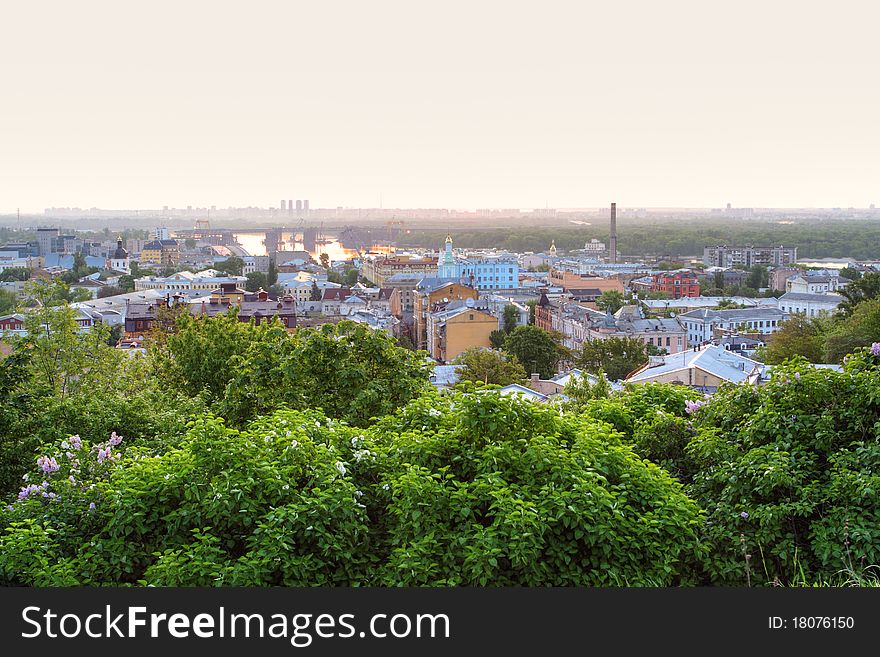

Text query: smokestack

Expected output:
[609,202,618,264]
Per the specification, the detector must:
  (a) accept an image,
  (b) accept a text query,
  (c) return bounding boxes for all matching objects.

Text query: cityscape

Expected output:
[3,3,880,627]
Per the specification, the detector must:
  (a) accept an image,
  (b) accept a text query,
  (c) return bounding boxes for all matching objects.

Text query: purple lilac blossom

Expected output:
[69,435,82,450]
[872,343,880,356]
[36,456,60,474]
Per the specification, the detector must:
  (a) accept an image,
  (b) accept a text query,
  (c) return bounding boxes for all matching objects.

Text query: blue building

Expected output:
[437,235,519,291]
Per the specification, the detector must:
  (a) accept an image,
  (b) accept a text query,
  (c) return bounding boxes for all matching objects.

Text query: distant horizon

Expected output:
[3,202,880,216]
[3,2,879,214]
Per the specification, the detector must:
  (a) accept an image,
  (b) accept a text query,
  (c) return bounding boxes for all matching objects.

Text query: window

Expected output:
[469,314,474,320]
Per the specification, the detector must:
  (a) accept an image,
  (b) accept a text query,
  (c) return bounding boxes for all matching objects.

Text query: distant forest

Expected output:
[398,219,880,260]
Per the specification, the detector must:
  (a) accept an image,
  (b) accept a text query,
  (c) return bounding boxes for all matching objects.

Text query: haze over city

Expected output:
[2,0,879,213]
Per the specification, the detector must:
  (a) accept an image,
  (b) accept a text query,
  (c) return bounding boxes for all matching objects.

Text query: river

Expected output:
[233,231,361,262]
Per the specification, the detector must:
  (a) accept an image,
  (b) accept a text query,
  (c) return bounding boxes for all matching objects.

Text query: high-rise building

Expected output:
[280,200,286,211]
[609,203,618,264]
[296,200,303,213]
[703,245,798,268]
[155,227,171,241]
[303,200,310,215]
[36,227,60,256]
[288,200,293,215]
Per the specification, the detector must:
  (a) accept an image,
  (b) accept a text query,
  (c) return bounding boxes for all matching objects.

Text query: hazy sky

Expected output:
[2,0,878,212]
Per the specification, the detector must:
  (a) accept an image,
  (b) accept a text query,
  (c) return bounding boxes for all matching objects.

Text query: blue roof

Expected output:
[42,254,105,269]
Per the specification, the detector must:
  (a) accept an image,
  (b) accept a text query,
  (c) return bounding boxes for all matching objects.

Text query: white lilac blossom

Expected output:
[353,449,373,463]
[335,461,347,477]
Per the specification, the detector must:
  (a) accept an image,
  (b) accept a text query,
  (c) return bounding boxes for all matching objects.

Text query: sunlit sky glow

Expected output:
[2,0,878,212]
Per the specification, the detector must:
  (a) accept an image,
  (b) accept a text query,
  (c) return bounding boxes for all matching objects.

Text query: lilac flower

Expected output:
[36,456,60,474]
[88,502,96,511]
[65,451,75,460]
[872,342,880,356]
[96,448,109,464]
[335,461,347,477]
[685,399,704,415]
[69,435,82,450]
[18,482,49,500]
[794,372,800,380]
[740,512,749,519]
[108,432,123,447]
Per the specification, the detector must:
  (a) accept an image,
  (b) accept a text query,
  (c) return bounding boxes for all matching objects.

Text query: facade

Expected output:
[414,280,480,351]
[361,254,438,287]
[0,313,26,337]
[0,254,43,272]
[770,266,801,291]
[583,239,606,255]
[650,269,700,299]
[134,270,247,293]
[107,238,130,273]
[785,273,842,294]
[677,307,789,344]
[437,236,519,290]
[703,245,797,268]
[777,292,843,317]
[547,269,625,296]
[139,239,181,266]
[425,300,498,362]
[36,228,60,256]
[384,272,425,313]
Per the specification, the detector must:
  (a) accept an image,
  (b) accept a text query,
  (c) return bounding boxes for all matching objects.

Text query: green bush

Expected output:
[0,392,705,586]
[687,351,880,585]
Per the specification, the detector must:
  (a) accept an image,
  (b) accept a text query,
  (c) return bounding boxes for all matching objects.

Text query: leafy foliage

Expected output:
[453,348,526,386]
[503,325,560,378]
[687,351,880,585]
[0,392,705,586]
[577,336,649,382]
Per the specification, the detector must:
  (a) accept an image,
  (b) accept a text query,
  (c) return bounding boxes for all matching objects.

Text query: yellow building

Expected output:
[139,239,181,266]
[413,281,479,350]
[361,254,438,287]
[426,302,498,362]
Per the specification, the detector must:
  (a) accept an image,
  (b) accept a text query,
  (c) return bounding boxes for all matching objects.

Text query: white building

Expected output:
[134,269,246,293]
[777,292,843,317]
[107,238,130,273]
[785,273,843,294]
[677,307,789,344]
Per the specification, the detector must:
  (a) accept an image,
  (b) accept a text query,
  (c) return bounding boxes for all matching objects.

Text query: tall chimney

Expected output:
[609,202,618,264]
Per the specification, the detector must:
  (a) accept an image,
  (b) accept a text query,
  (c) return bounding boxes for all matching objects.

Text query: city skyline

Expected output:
[2,1,879,212]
